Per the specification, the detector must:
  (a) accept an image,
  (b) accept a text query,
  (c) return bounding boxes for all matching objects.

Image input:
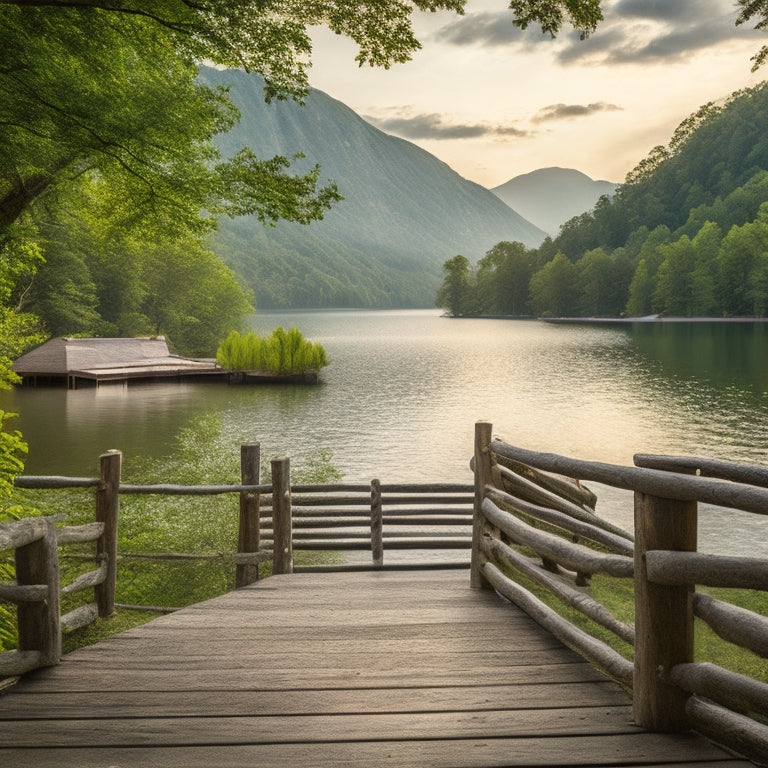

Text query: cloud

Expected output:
[432,0,763,67]
[532,102,623,123]
[558,0,763,65]
[611,0,704,22]
[364,110,530,140]
[434,11,545,47]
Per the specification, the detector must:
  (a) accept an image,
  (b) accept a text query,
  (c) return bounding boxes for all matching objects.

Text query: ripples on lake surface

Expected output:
[2,310,767,556]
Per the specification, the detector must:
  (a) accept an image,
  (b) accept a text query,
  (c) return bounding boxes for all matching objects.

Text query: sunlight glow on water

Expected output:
[3,310,767,556]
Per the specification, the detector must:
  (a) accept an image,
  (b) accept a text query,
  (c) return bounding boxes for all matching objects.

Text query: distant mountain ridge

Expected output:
[199,67,546,308]
[491,168,618,237]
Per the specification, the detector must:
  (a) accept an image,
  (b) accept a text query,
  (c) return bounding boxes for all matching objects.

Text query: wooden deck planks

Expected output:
[0,569,754,767]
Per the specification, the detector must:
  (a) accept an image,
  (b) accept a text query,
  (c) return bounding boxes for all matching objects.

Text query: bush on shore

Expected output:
[216,327,328,375]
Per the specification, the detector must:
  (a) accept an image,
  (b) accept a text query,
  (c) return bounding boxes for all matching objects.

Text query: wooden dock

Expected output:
[0,570,753,767]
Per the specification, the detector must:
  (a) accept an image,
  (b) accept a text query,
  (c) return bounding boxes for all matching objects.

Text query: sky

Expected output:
[307,0,766,189]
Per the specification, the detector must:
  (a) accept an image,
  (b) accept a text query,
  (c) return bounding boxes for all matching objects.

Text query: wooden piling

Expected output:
[95,450,121,618]
[633,491,696,731]
[15,516,61,667]
[471,420,494,589]
[370,479,383,568]
[271,457,293,575]
[237,443,261,587]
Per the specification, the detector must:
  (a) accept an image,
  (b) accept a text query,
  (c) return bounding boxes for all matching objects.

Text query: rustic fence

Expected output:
[470,420,768,764]
[0,450,121,679]
[5,426,767,761]
[1,445,472,679]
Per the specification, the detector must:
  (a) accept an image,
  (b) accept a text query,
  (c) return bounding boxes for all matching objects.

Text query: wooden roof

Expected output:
[12,337,216,379]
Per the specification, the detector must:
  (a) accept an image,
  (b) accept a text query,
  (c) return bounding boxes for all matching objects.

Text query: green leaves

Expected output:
[216,149,342,225]
[507,0,603,38]
[216,327,328,374]
[0,409,28,523]
[435,254,471,316]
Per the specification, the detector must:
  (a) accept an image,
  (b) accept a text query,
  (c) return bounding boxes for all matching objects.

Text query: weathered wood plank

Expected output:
[37,640,575,664]
[13,660,606,692]
[0,735,743,768]
[42,634,566,658]
[0,569,750,768]
[1,706,640,747]
[0,681,630,719]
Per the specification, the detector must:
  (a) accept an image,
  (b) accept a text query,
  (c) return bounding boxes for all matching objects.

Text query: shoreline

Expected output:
[542,315,768,325]
[440,313,768,323]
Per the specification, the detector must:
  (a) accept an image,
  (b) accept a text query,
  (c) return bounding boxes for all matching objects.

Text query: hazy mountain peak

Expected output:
[198,66,547,308]
[491,167,618,238]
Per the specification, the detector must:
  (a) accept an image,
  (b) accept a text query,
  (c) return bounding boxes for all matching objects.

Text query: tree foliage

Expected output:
[439,84,768,320]
[435,255,472,316]
[509,0,602,38]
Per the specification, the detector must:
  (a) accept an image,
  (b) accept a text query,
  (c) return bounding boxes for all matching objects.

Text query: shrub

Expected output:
[216,327,328,375]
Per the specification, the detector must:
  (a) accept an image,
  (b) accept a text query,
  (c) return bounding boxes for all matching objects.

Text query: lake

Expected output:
[2,310,767,557]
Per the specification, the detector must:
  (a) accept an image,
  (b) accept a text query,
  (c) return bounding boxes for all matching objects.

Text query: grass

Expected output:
[500,560,768,686]
[2,413,347,655]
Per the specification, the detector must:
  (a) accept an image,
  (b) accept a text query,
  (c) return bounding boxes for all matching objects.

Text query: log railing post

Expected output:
[271,457,293,575]
[633,491,697,731]
[15,517,61,667]
[237,443,261,587]
[471,420,494,589]
[95,450,121,618]
[370,478,383,568]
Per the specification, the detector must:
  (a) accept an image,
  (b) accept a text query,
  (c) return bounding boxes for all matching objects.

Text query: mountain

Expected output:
[199,67,546,308]
[491,168,617,238]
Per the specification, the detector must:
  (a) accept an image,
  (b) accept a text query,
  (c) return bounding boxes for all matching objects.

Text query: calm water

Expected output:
[2,310,767,556]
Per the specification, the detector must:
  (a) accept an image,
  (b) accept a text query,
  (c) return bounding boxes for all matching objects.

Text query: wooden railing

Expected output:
[470,420,768,764]
[0,451,119,678]
[1,445,472,679]
[265,476,472,570]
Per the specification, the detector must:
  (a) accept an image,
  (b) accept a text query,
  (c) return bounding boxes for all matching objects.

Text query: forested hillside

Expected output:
[200,67,546,308]
[438,82,768,319]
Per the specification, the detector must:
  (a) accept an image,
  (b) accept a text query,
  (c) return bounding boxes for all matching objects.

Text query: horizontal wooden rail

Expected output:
[14,476,100,489]
[0,583,49,603]
[2,453,120,680]
[262,536,470,550]
[114,551,274,564]
[61,561,107,596]
[471,422,768,762]
[491,440,768,515]
[261,514,471,527]
[119,483,269,495]
[492,451,598,509]
[480,559,634,685]
[61,604,98,633]
[645,550,768,590]
[0,517,51,551]
[0,650,41,678]
[481,535,635,645]
[635,453,768,488]
[685,696,768,765]
[493,464,598,522]
[671,662,768,718]
[692,593,768,658]
[57,522,104,545]
[481,497,633,579]
[486,486,634,555]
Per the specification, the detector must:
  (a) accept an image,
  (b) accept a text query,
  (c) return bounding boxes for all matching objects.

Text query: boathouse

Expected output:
[11,336,221,388]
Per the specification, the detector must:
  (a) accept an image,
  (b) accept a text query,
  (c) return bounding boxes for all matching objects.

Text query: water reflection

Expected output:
[629,322,768,399]
[1,311,766,556]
